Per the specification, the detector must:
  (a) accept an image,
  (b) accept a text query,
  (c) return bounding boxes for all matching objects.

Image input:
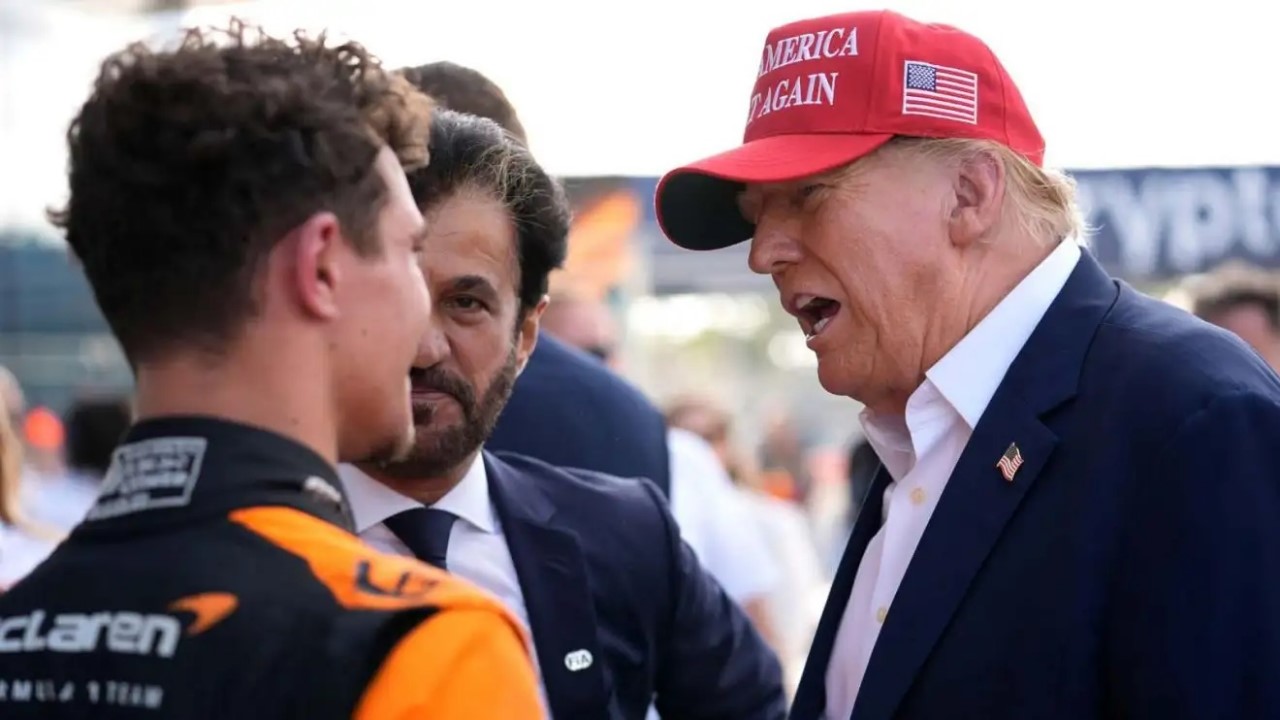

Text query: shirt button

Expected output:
[875,606,888,624]
[910,487,927,506]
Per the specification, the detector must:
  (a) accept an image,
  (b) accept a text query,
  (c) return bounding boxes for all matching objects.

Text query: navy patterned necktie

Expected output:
[382,507,457,570]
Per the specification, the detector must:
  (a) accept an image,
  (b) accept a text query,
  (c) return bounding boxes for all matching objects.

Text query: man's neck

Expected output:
[365,450,479,507]
[133,353,338,464]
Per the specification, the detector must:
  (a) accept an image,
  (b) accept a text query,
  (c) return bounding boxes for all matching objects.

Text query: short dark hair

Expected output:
[65,396,132,477]
[407,109,569,316]
[1191,262,1280,332]
[398,62,527,143]
[51,21,434,364]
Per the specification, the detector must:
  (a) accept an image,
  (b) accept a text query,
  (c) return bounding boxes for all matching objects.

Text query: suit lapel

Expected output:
[848,253,1121,720]
[851,399,1057,720]
[792,465,891,720]
[485,453,613,719]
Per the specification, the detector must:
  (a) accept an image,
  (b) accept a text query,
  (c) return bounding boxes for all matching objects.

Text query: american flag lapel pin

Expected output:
[996,442,1024,482]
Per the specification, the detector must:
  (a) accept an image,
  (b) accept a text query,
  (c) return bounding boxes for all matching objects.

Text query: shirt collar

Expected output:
[858,239,1081,475]
[927,239,1082,429]
[339,453,496,535]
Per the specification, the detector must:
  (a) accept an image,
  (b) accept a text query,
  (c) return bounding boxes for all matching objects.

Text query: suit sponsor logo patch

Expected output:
[87,437,207,521]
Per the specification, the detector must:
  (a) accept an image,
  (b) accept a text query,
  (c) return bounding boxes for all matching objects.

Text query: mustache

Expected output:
[409,366,475,406]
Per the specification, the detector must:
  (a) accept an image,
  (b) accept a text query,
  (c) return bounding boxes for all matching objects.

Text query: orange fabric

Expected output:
[168,592,239,635]
[229,507,543,718]
[354,609,546,720]
[759,469,798,501]
[22,407,63,451]
[228,507,523,614]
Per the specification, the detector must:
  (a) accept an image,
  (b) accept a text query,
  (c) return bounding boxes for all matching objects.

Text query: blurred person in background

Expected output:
[343,107,785,720]
[666,394,830,697]
[400,61,674,499]
[21,395,131,532]
[1190,261,1280,371]
[540,286,622,370]
[758,410,813,502]
[0,23,542,718]
[20,406,66,478]
[0,391,61,591]
[0,366,24,427]
[539,289,784,647]
[845,438,880,520]
[64,395,132,479]
[656,9,1280,719]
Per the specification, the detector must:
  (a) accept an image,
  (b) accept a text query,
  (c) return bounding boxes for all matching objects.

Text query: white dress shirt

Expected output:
[667,427,782,605]
[339,457,550,716]
[823,240,1082,720]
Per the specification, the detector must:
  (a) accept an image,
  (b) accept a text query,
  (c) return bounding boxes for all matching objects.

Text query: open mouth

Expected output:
[794,295,841,341]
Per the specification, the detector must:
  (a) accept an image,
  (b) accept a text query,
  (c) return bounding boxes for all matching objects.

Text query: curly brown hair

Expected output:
[50,20,434,363]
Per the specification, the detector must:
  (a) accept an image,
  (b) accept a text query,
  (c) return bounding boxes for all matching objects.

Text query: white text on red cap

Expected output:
[748,26,858,126]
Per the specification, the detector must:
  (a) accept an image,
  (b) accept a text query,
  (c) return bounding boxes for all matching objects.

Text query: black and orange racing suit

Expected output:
[0,417,544,719]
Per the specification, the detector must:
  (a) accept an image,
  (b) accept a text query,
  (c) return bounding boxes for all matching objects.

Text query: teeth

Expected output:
[795,294,816,312]
[804,315,833,341]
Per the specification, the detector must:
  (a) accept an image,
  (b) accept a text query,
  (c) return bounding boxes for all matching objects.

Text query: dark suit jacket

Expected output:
[485,451,786,720]
[488,333,672,497]
[792,251,1280,720]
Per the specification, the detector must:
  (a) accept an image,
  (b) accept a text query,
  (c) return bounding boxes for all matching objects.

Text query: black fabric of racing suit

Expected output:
[0,417,440,718]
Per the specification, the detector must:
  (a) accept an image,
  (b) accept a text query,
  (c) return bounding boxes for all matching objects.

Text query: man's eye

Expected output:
[448,296,482,311]
[799,184,825,199]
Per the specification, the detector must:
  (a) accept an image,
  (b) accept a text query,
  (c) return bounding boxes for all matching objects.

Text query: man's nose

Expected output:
[413,320,450,369]
[747,213,803,276]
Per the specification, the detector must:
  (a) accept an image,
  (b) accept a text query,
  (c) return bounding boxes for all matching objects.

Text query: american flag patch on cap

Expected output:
[902,60,979,124]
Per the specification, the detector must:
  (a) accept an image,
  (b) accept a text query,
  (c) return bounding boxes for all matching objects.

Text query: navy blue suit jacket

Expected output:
[792,251,1280,720]
[488,333,671,497]
[484,451,786,720]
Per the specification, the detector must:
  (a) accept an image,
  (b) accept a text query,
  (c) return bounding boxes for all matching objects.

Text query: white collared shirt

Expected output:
[339,456,548,715]
[667,427,782,605]
[823,240,1082,720]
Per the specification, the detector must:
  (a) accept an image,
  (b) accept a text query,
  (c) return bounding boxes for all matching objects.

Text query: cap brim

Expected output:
[655,133,895,251]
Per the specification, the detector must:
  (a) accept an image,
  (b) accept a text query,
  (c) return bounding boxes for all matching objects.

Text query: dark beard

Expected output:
[371,348,518,480]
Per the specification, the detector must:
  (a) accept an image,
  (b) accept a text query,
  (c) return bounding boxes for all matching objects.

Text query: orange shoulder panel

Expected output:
[354,607,546,720]
[228,507,519,619]
[229,507,543,718]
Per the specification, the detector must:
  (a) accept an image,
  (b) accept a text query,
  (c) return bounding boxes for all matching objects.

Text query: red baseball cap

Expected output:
[655,9,1044,251]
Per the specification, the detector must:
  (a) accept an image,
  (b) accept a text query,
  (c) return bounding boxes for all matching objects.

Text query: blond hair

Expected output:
[0,409,64,542]
[0,408,24,527]
[885,137,1086,245]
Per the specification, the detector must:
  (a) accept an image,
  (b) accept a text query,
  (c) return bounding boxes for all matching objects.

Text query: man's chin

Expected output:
[368,427,477,480]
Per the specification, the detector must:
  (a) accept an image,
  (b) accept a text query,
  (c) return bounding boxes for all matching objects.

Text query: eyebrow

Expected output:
[449,275,498,296]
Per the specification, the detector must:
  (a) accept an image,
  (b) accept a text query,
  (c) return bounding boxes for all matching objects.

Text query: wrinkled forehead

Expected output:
[742,163,849,195]
[736,139,944,211]
[736,158,865,213]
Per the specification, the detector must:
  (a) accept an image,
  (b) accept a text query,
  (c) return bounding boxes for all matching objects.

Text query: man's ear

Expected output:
[515,296,549,375]
[948,149,1005,249]
[288,211,345,321]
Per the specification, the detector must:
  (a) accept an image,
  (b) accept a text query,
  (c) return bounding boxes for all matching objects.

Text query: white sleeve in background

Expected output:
[665,427,781,604]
